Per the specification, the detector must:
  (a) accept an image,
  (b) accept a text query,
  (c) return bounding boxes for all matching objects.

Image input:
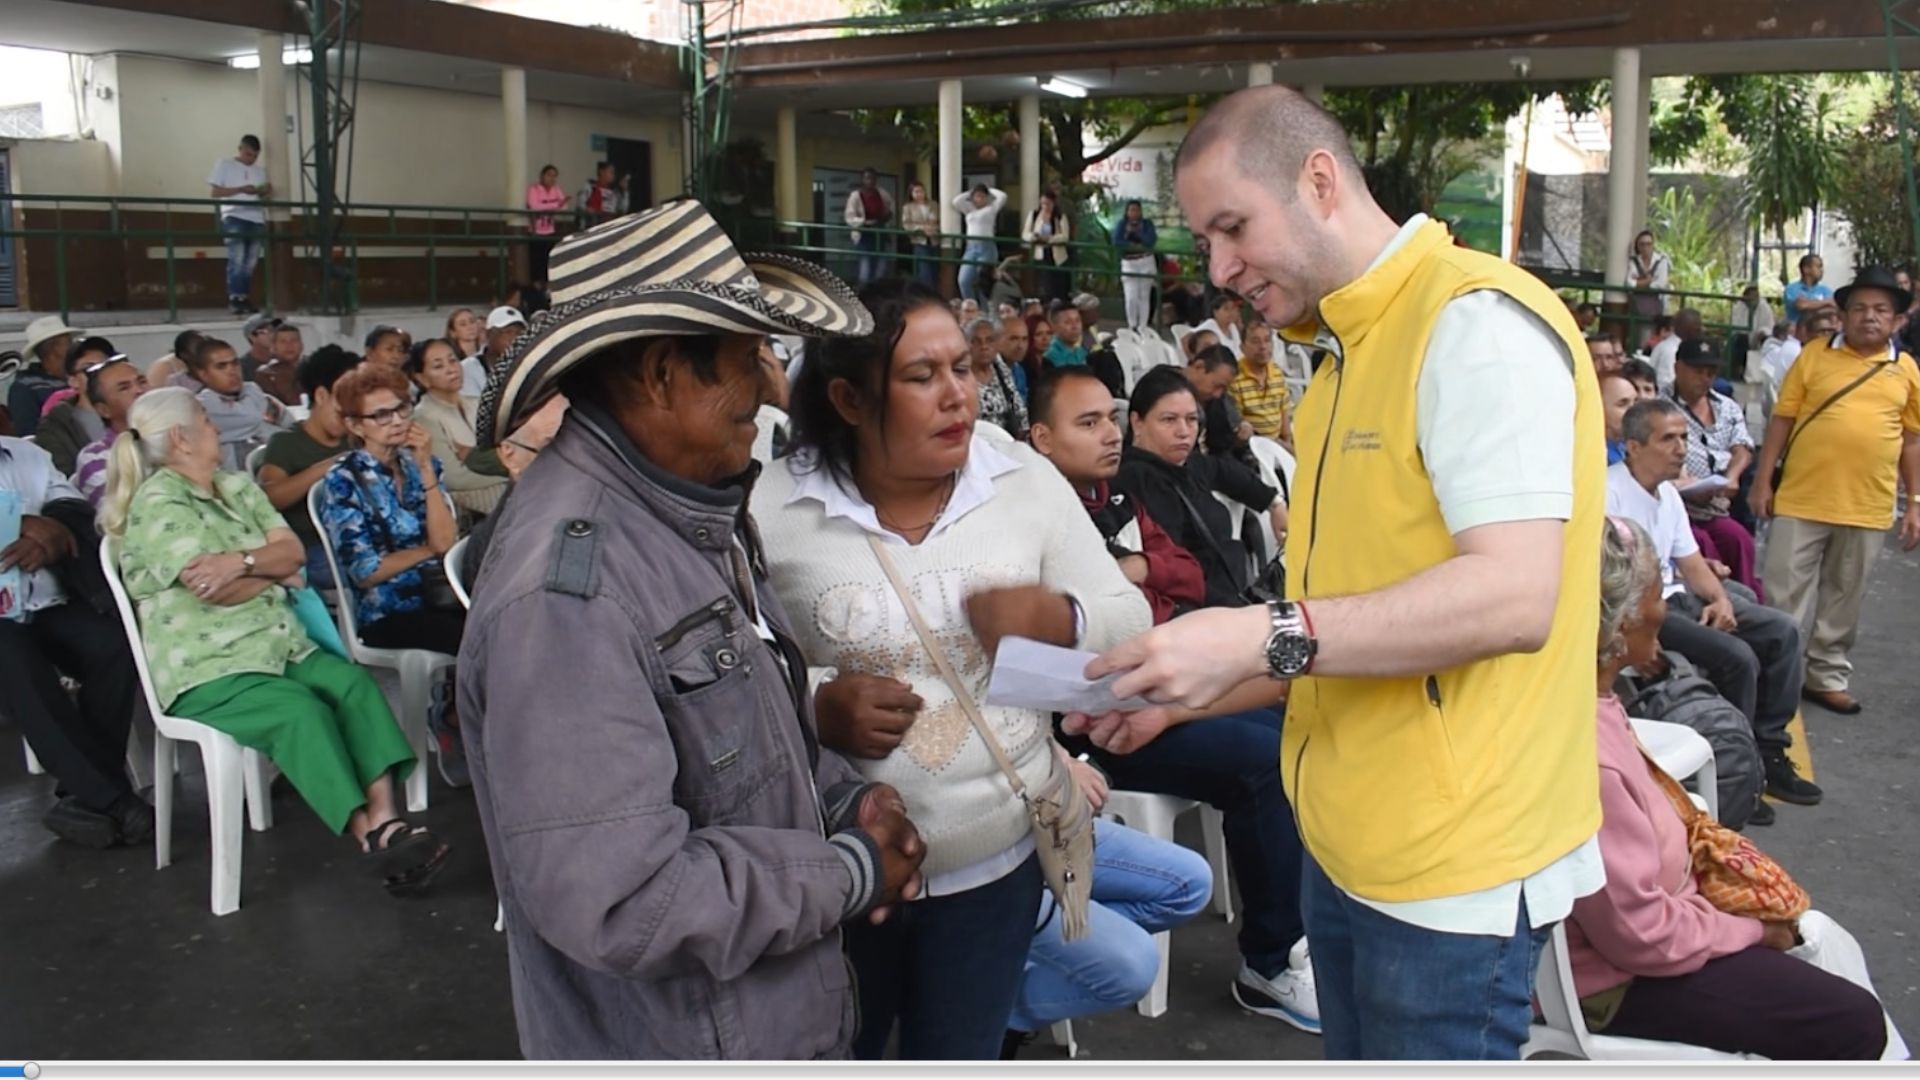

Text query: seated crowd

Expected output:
[1,191,1910,1065]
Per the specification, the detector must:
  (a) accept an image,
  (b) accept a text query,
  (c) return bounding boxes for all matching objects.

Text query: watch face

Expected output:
[1267,631,1313,677]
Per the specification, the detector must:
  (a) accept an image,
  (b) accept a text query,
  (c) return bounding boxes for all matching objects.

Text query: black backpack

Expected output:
[1619,652,1764,830]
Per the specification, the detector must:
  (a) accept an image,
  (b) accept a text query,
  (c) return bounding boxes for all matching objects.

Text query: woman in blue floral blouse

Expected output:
[319,366,464,656]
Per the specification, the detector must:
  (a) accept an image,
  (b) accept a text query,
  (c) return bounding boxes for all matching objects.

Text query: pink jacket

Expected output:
[1566,695,1763,997]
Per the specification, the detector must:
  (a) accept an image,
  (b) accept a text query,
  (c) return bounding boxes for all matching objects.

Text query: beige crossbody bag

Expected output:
[866,535,1095,940]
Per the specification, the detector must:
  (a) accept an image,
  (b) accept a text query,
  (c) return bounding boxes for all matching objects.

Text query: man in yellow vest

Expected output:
[1080,86,1606,1059]
[1749,266,1920,715]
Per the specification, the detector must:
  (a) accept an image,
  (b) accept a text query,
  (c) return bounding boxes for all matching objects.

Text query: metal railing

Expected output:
[1537,275,1774,372]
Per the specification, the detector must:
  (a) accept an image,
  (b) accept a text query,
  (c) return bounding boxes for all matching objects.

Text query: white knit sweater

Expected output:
[752,437,1152,878]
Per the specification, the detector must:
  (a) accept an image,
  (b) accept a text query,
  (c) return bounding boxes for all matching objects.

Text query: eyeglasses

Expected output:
[356,401,414,425]
[79,354,130,377]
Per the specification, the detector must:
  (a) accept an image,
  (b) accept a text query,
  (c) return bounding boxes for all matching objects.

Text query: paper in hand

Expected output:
[1677,474,1730,497]
[984,636,1153,715]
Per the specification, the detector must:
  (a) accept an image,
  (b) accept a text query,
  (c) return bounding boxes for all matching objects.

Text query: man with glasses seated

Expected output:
[71,356,151,507]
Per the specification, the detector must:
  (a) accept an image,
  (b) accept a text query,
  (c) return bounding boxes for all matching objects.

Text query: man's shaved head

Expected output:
[1174,85,1394,330]
[1176,85,1362,200]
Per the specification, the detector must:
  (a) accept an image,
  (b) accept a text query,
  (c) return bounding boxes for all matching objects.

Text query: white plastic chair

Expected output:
[23,740,44,774]
[444,537,471,611]
[308,483,455,813]
[244,444,269,479]
[1109,337,1148,393]
[100,536,275,917]
[1523,717,1735,1059]
[1096,791,1234,1019]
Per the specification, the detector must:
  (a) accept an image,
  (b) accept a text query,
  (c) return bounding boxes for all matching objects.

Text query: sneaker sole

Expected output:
[1765,785,1822,807]
[1231,981,1322,1035]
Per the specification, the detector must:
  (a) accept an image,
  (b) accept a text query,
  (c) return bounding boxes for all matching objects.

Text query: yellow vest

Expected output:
[1280,220,1603,902]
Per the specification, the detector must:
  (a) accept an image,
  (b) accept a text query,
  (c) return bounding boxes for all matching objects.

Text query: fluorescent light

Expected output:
[228,48,313,70]
[1039,78,1087,99]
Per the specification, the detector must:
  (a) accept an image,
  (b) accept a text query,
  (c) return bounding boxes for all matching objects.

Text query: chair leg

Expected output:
[1200,805,1235,923]
[241,750,274,832]
[124,713,155,793]
[1050,1020,1077,1058]
[494,902,505,933]
[398,657,432,814]
[1137,929,1171,1018]
[23,740,45,775]
[153,734,177,871]
[203,739,245,917]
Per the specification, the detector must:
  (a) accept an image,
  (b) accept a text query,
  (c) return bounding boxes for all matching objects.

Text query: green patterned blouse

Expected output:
[119,468,315,709]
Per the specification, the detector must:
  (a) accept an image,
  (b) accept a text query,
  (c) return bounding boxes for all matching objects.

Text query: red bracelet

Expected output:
[1297,600,1316,675]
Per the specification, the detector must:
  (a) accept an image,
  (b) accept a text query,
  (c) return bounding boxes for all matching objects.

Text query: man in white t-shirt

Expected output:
[207,135,271,316]
[1605,397,1816,816]
[1648,306,1701,391]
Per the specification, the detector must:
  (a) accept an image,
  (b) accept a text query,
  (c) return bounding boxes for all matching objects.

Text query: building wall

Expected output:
[3,137,114,196]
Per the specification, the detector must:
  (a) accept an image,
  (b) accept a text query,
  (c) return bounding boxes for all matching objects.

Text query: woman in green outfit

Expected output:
[99,386,449,895]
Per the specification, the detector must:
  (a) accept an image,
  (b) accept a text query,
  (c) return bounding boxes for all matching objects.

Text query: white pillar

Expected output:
[938,79,964,237]
[1604,47,1642,298]
[775,106,799,229]
[1018,93,1041,222]
[1301,83,1325,106]
[1631,68,1652,249]
[1247,62,1274,87]
[255,33,291,221]
[501,67,528,211]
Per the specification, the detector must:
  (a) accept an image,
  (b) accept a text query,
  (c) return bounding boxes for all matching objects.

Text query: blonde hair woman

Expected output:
[102,387,449,894]
[444,307,483,360]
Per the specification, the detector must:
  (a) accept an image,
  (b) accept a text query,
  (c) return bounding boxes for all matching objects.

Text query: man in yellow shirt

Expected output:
[1751,266,1920,715]
[1228,311,1293,446]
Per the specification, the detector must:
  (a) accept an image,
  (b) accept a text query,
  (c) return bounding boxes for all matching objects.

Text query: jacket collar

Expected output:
[1279,215,1452,360]
[561,398,759,554]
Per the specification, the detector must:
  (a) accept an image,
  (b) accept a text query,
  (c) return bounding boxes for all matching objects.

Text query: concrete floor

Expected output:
[1,536,1915,1061]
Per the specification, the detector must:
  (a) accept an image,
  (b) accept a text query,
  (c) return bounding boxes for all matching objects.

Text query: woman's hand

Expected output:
[815,674,924,759]
[403,423,435,468]
[965,586,1075,654]
[1760,919,1800,951]
[180,551,248,599]
[1060,747,1109,813]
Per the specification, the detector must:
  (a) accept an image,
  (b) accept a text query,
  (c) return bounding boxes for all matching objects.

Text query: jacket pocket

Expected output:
[1423,674,1462,802]
[655,603,773,822]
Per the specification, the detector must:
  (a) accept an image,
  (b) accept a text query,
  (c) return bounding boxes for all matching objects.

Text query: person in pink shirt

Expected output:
[524,164,571,288]
[1572,516,1891,1059]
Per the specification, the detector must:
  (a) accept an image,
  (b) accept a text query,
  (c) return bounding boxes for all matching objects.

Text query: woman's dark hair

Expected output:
[364,325,404,352]
[1633,228,1655,253]
[1022,312,1051,386]
[68,336,118,369]
[172,329,204,360]
[1189,343,1238,375]
[404,337,455,378]
[1129,364,1198,421]
[788,277,951,484]
[539,163,558,178]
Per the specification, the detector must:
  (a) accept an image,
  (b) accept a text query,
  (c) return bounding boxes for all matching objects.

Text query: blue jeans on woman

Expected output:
[956,238,997,304]
[1068,707,1304,979]
[848,852,1045,1059]
[911,241,938,286]
[222,215,266,300]
[1007,818,1212,1032]
[1303,859,1549,1059]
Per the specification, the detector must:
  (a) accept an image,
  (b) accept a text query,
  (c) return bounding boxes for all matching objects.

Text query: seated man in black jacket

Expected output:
[1188,345,1255,459]
[0,435,152,848]
[1114,366,1285,608]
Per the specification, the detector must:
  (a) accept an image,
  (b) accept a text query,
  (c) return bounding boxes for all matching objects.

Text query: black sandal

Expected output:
[362,819,451,896]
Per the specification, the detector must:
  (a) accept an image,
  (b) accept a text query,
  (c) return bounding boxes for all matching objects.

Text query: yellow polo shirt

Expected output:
[1775,336,1920,530]
[1228,362,1291,440]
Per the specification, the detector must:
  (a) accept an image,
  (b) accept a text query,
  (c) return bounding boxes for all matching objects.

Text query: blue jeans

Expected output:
[1069,707,1303,977]
[848,852,1044,1059]
[956,238,997,304]
[222,216,266,300]
[911,241,938,286]
[1303,859,1549,1059]
[1008,818,1211,1031]
[854,231,889,285]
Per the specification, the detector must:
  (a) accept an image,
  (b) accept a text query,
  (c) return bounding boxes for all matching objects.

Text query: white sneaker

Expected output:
[1232,959,1322,1035]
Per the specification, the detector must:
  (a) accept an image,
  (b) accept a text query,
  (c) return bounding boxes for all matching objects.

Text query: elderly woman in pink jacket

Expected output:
[1572,517,1901,1060]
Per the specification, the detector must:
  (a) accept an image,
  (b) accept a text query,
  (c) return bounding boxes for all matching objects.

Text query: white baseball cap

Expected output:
[486,306,527,330]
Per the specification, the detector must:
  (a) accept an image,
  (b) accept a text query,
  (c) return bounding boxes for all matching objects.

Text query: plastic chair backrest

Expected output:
[308,482,367,649]
[98,536,175,725]
[245,444,269,479]
[1533,922,1596,1054]
[1248,436,1298,504]
[445,537,471,611]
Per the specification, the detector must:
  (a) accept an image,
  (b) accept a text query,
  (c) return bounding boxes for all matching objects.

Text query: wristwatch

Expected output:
[240,551,257,576]
[1263,600,1317,679]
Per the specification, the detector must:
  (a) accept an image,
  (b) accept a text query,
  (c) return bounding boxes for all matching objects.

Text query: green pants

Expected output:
[170,651,416,834]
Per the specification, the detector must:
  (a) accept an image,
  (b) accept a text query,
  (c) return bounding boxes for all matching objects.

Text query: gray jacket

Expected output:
[457,402,881,1060]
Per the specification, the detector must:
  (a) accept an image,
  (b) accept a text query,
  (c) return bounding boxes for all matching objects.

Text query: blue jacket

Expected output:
[1111,216,1157,256]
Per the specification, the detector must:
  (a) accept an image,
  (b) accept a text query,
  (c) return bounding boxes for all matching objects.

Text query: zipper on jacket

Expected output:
[1425,675,1443,709]
[1298,334,1346,596]
[654,597,736,651]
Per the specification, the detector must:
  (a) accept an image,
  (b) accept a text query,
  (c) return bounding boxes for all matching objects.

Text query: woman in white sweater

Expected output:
[753,278,1151,1060]
[405,337,508,518]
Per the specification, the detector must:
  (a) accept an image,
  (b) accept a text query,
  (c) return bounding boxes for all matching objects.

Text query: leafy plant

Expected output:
[1826,78,1919,272]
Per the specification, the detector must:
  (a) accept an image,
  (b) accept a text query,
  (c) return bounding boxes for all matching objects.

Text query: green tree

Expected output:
[1826,79,1919,271]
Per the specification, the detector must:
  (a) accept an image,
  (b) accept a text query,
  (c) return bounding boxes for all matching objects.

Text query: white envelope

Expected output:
[983,636,1153,715]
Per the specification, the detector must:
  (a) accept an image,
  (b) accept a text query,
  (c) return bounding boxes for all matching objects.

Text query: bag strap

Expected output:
[865,534,1030,800]
[1780,358,1892,469]
[1635,739,1703,828]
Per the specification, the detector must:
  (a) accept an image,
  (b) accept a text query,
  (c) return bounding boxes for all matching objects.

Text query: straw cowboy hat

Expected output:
[477,199,872,447]
[21,316,79,360]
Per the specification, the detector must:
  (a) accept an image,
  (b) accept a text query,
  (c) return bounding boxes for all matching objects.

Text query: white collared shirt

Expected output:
[0,436,78,614]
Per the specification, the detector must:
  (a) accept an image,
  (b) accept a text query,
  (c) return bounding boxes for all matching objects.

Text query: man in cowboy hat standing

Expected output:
[1751,265,1920,717]
[458,201,926,1060]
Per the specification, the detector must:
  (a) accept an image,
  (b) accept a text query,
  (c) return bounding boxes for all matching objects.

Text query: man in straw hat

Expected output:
[458,200,926,1059]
